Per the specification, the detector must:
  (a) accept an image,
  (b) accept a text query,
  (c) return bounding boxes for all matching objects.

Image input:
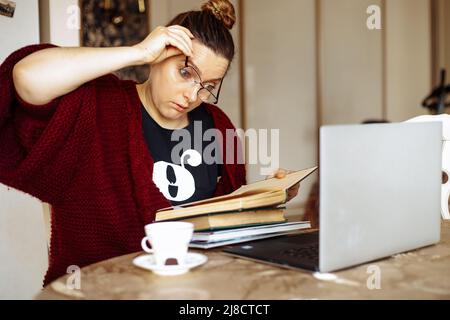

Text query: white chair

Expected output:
[406,114,450,220]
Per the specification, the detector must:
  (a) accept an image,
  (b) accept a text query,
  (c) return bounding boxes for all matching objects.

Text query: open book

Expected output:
[155,166,318,221]
[178,207,287,231]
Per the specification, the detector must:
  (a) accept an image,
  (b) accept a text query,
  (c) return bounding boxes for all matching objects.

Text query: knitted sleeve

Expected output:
[0,43,106,204]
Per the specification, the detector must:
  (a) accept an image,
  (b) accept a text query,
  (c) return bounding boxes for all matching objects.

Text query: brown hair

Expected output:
[166,0,236,62]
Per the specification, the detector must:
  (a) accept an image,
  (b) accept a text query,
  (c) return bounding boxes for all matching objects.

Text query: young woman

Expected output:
[0,0,299,285]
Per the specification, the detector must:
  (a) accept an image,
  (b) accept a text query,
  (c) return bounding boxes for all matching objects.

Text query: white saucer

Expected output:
[132,252,208,276]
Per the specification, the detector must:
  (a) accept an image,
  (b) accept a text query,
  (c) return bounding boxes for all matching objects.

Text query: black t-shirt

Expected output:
[141,104,221,206]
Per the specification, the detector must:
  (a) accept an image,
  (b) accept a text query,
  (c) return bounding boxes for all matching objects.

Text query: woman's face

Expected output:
[148,40,229,120]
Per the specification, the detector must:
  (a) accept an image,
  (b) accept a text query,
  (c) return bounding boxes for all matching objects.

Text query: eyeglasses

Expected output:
[178,56,224,105]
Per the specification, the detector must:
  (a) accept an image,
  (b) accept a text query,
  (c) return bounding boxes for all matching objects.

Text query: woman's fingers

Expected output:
[162,46,185,60]
[168,27,194,54]
[266,168,297,180]
[265,168,300,201]
[166,32,193,57]
[169,25,195,39]
[168,26,195,45]
[275,169,288,179]
[287,183,300,195]
[286,183,301,202]
[290,182,300,190]
[138,25,196,64]
[266,168,289,180]
[275,168,295,179]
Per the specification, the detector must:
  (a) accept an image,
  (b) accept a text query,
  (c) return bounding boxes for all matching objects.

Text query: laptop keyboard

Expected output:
[281,244,319,261]
[224,231,320,271]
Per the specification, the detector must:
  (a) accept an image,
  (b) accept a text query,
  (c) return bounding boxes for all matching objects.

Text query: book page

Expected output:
[230,166,318,195]
[157,189,282,214]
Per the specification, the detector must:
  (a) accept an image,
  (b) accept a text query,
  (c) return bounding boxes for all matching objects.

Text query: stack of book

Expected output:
[155,166,317,248]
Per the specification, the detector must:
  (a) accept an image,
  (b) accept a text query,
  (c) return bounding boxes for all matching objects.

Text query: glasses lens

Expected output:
[180,66,200,84]
[180,65,220,104]
[198,88,216,104]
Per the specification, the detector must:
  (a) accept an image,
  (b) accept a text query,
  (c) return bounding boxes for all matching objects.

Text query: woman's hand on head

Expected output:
[266,168,301,202]
[133,25,195,65]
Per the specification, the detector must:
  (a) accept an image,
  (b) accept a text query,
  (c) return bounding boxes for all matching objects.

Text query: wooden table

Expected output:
[35,220,450,300]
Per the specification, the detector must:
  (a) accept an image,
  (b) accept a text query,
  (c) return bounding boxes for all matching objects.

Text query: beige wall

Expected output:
[435,0,450,84]
[39,0,80,46]
[0,0,48,300]
[0,0,40,61]
[0,185,48,299]
[444,0,450,74]
[320,0,384,125]
[243,0,318,207]
[320,0,432,124]
[385,0,432,121]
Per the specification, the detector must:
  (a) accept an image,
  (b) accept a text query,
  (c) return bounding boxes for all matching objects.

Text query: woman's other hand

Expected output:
[266,168,300,202]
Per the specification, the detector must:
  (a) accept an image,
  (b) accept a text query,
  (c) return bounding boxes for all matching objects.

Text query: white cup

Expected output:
[141,221,194,267]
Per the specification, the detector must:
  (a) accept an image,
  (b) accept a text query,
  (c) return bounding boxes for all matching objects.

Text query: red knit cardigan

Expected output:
[0,44,246,286]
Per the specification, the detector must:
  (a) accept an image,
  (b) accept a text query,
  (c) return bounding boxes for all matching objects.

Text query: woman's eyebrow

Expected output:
[187,59,223,83]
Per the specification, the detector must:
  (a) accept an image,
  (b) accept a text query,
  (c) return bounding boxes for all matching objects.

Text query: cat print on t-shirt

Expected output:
[152,149,202,202]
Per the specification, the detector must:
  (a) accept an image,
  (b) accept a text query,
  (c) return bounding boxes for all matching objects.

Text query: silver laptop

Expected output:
[224,122,442,273]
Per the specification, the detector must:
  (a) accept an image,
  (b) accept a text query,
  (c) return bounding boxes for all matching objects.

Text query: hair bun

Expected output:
[201,0,236,30]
